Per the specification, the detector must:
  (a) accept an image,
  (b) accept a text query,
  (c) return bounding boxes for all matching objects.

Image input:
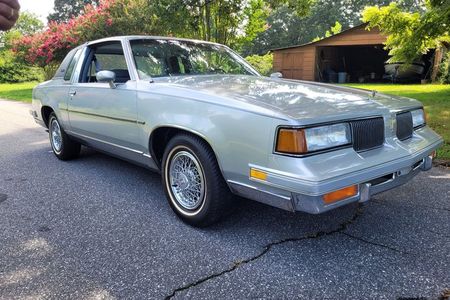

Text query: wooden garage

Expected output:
[272,23,438,83]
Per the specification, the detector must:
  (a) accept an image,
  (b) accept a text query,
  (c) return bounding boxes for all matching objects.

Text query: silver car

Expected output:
[31,36,443,226]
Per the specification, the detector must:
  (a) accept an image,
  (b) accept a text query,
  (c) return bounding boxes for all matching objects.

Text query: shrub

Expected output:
[0,50,44,83]
[245,52,273,76]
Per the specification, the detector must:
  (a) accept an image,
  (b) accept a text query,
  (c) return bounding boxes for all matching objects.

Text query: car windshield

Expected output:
[130,39,259,79]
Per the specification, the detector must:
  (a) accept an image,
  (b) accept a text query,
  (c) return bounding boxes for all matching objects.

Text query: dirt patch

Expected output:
[433,159,450,168]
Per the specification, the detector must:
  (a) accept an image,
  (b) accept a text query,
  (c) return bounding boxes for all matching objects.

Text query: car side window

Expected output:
[64,49,82,81]
[81,41,131,84]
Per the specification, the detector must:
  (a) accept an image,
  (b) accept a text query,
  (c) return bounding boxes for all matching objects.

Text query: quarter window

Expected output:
[64,49,82,81]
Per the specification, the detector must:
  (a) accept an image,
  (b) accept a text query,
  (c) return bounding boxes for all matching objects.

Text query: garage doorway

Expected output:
[316,45,390,83]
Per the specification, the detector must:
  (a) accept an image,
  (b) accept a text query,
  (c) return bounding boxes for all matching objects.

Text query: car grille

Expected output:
[396,112,413,140]
[350,117,385,152]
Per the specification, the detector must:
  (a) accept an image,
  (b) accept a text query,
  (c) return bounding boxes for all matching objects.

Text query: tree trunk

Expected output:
[205,1,211,41]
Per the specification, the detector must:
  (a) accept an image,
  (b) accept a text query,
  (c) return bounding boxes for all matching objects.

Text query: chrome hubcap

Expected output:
[169,151,205,210]
[51,119,62,152]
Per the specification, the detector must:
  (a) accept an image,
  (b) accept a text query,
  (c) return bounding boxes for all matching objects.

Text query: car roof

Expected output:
[86,36,223,47]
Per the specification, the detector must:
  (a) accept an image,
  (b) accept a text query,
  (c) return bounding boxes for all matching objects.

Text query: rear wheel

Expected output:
[48,113,81,160]
[162,134,233,227]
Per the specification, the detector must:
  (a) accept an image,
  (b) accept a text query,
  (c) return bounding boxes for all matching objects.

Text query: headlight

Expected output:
[276,123,351,154]
[411,109,425,128]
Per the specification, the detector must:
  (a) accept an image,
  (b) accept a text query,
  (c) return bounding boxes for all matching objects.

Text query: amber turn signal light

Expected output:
[250,168,268,181]
[323,185,358,204]
[276,128,307,154]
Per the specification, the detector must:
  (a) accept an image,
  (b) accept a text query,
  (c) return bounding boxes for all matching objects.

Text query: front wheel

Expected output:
[48,113,81,160]
[162,134,233,227]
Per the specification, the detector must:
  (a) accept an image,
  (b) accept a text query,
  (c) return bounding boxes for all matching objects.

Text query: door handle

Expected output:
[69,91,77,96]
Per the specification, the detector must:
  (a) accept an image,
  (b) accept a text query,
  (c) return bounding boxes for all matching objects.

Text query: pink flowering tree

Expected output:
[14,0,159,69]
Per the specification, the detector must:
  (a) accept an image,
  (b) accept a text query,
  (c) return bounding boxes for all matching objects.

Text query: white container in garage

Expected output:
[338,72,347,83]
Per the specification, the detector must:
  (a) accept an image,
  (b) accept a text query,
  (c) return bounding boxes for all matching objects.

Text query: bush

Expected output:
[245,53,273,76]
[0,50,44,83]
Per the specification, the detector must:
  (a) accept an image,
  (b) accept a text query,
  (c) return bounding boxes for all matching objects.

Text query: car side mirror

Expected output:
[270,72,283,79]
[97,70,117,89]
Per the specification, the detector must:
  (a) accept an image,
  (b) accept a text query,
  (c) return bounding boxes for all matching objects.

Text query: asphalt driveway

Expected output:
[0,100,449,300]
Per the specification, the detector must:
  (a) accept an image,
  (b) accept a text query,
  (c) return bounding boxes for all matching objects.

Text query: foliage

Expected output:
[234,0,270,53]
[11,12,44,36]
[0,51,43,83]
[15,0,315,66]
[0,12,44,83]
[241,0,425,56]
[346,83,450,160]
[48,0,100,23]
[245,52,273,76]
[154,0,313,47]
[14,0,161,66]
[0,12,43,48]
[312,21,342,42]
[362,1,450,63]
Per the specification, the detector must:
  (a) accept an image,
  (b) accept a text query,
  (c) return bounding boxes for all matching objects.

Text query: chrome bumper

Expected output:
[30,109,46,127]
[228,144,439,214]
[291,154,432,214]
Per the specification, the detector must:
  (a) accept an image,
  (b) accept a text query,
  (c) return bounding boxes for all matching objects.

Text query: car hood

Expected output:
[157,75,422,123]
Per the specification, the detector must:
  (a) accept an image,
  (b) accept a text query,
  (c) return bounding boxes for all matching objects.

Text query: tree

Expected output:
[362,1,449,63]
[15,0,164,66]
[154,0,314,46]
[12,12,44,36]
[15,0,315,67]
[240,0,426,56]
[48,0,100,23]
[312,21,342,42]
[0,12,44,83]
[245,52,273,75]
[234,0,270,53]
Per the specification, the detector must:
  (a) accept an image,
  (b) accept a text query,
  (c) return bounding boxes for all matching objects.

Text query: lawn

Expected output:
[346,84,450,160]
[0,82,37,102]
[1,82,449,160]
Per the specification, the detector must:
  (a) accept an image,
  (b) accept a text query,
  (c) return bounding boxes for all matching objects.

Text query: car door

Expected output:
[67,40,143,156]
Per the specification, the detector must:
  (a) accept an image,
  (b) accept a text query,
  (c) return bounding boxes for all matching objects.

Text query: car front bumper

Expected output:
[228,139,442,214]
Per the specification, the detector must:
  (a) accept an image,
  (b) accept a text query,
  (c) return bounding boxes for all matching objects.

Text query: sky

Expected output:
[19,0,54,24]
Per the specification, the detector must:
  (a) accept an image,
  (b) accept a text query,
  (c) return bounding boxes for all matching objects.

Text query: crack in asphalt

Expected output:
[340,232,408,254]
[0,193,7,204]
[165,205,364,299]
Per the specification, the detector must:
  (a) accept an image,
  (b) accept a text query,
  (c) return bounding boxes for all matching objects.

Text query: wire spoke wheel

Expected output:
[162,134,233,226]
[169,150,206,210]
[51,119,62,153]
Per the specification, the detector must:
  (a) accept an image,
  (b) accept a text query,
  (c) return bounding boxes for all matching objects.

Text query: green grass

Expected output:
[346,84,450,161]
[0,82,37,102]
